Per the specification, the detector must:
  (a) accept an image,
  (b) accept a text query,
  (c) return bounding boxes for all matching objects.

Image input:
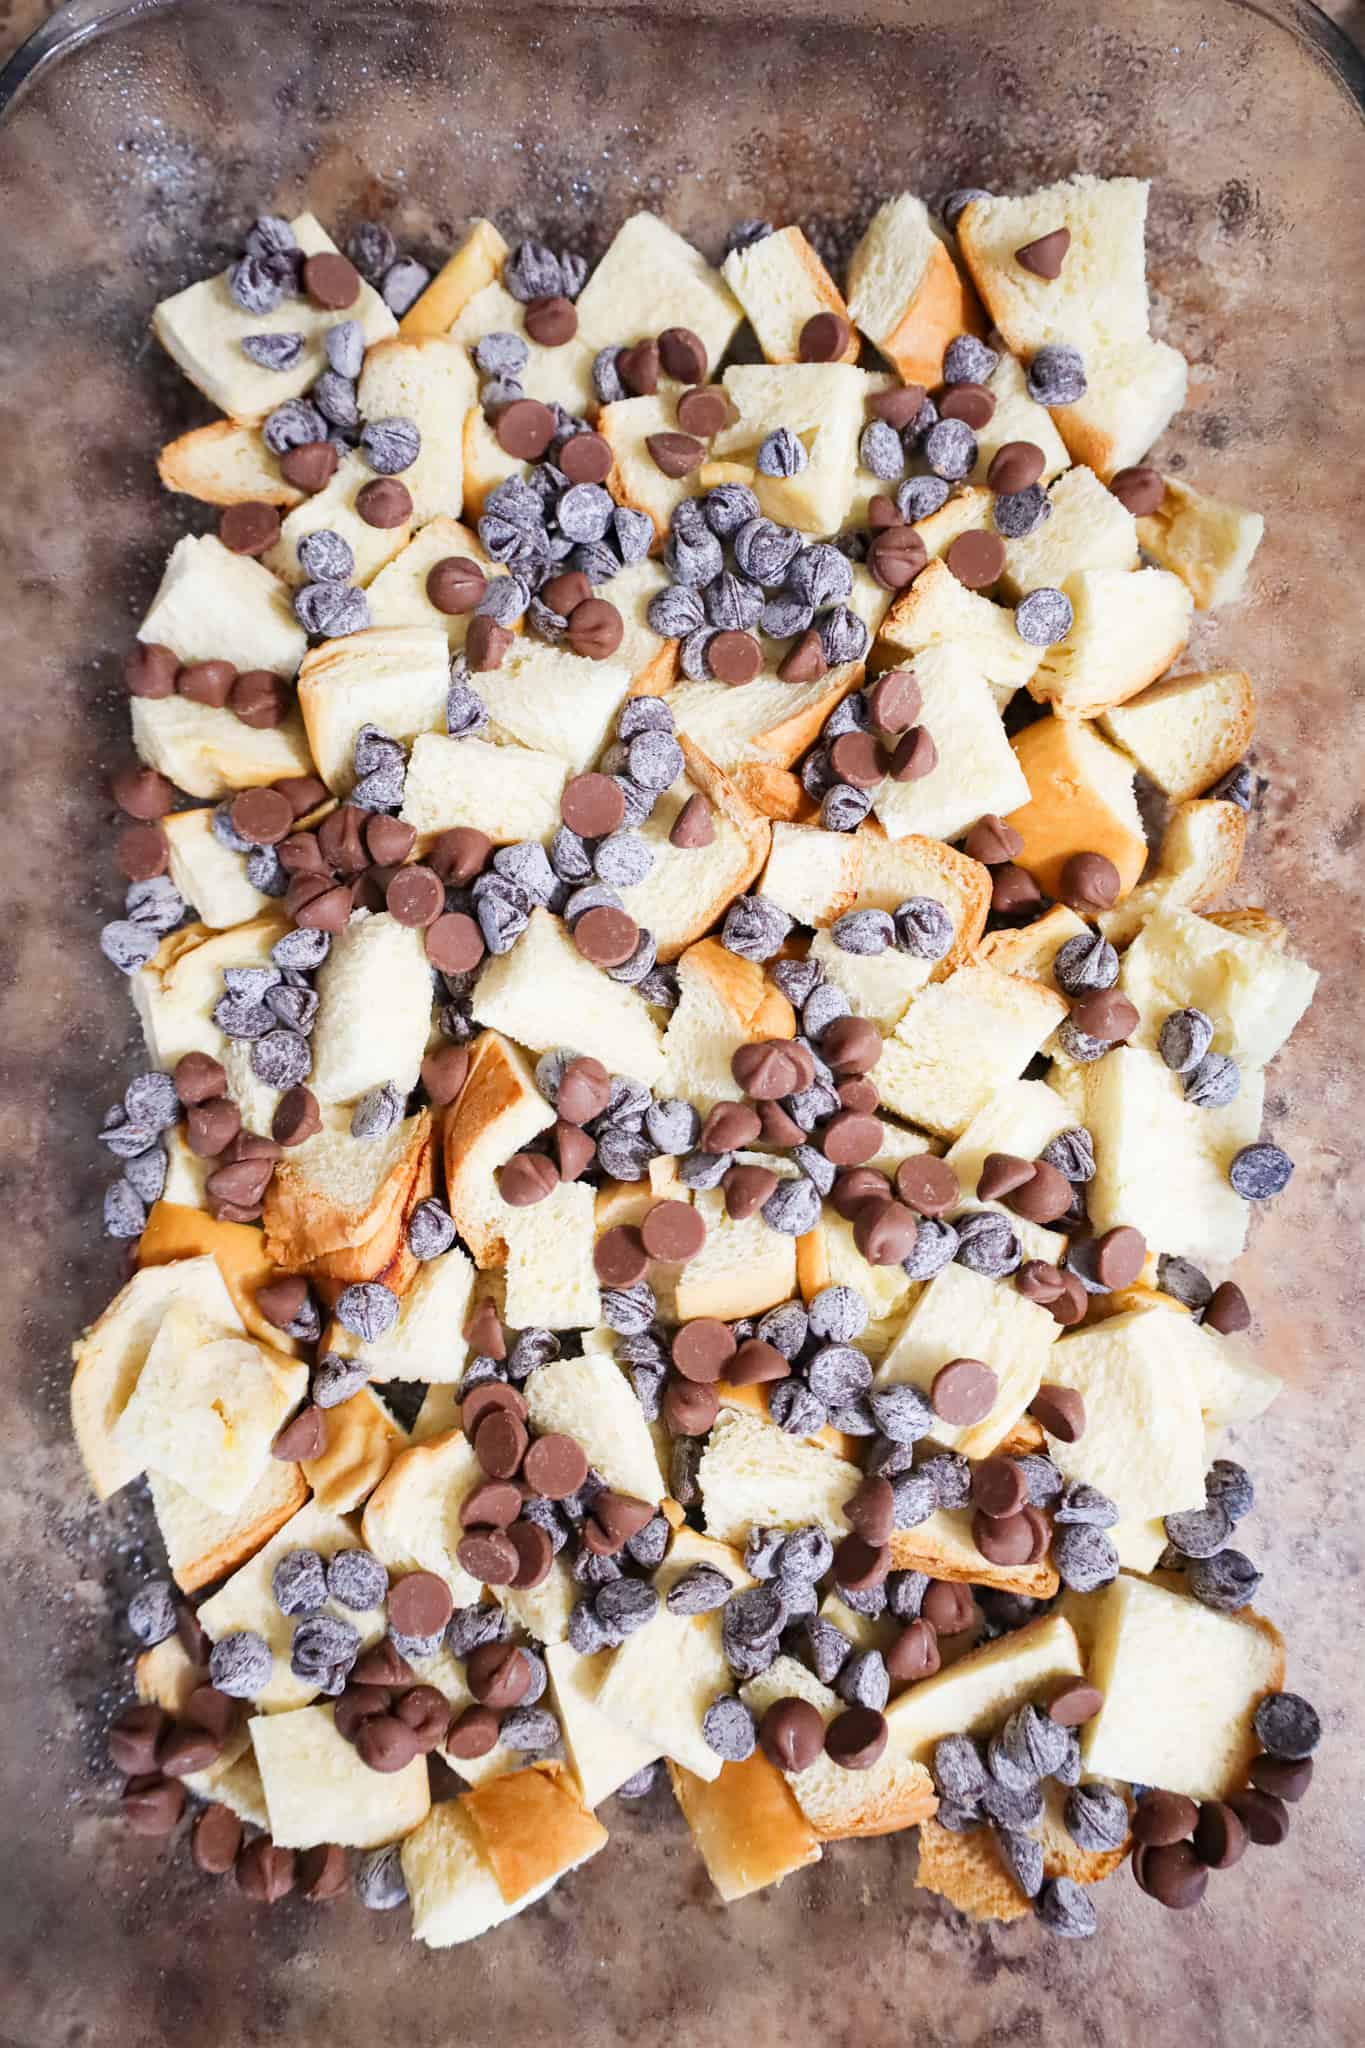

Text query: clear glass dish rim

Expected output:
[2,0,1363,120]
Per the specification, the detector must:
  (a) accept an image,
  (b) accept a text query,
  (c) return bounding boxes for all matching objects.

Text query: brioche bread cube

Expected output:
[479,639,632,774]
[266,450,413,590]
[1032,566,1192,716]
[760,822,862,927]
[327,1245,475,1384]
[70,1255,243,1499]
[955,176,1153,357]
[1136,476,1265,610]
[869,645,1030,845]
[401,732,568,848]
[971,351,1072,490]
[131,692,313,803]
[1096,797,1247,947]
[308,912,433,1105]
[251,1702,430,1849]
[130,913,288,1071]
[853,826,992,979]
[359,1429,485,1609]
[727,759,809,823]
[874,1260,1059,1458]
[712,362,865,533]
[546,1642,659,1808]
[296,614,448,790]
[524,1350,665,1504]
[698,1406,859,1548]
[441,1030,555,1266]
[449,279,597,415]
[877,559,1043,710]
[473,907,664,1084]
[1006,715,1147,899]
[137,1203,299,1353]
[669,1748,822,1902]
[113,1299,308,1512]
[618,741,769,961]
[659,937,795,1112]
[151,211,397,421]
[197,1499,388,1709]
[1042,1309,1209,1549]
[157,419,304,509]
[365,518,505,647]
[807,925,931,1031]
[997,464,1137,601]
[916,1777,1129,1923]
[846,192,985,387]
[1060,1045,1265,1267]
[1098,668,1254,805]
[502,1180,601,1331]
[1081,1574,1285,1801]
[741,1654,938,1839]
[912,484,994,564]
[671,1178,798,1324]
[399,217,508,339]
[600,393,695,543]
[942,1078,1077,1264]
[875,962,1066,1137]
[147,1457,306,1600]
[354,335,475,526]
[467,1763,609,1907]
[1118,904,1317,1071]
[461,405,532,521]
[884,1613,1083,1764]
[575,212,742,368]
[1052,335,1189,480]
[496,1554,578,1651]
[299,1384,408,1515]
[161,805,270,930]
[1152,1307,1281,1431]
[721,225,857,364]
[263,1109,432,1268]
[137,534,297,680]
[401,1800,521,1947]
[886,1505,1058,1598]
[977,903,1089,990]
[796,1202,920,1362]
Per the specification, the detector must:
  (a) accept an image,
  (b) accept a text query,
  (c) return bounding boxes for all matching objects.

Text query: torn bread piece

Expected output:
[263,1110,433,1268]
[406,1765,608,1949]
[874,1260,1060,1459]
[147,1457,308,1595]
[131,691,313,803]
[658,937,795,1112]
[251,1702,430,1849]
[359,1429,485,1609]
[442,1030,555,1267]
[721,225,858,364]
[137,1202,300,1354]
[502,1180,601,1331]
[760,821,862,927]
[712,361,866,534]
[1096,797,1247,948]
[1051,335,1189,481]
[796,1202,920,1362]
[877,559,1042,711]
[523,1350,665,1504]
[479,639,633,774]
[398,217,509,339]
[886,1507,1058,1597]
[869,644,1030,844]
[1155,1307,1281,1432]
[327,1245,475,1383]
[472,907,665,1085]
[364,518,509,647]
[162,805,272,930]
[297,625,450,793]
[996,463,1138,601]
[1136,475,1265,610]
[574,212,743,368]
[1117,902,1316,1071]
[846,192,986,387]
[157,419,304,509]
[300,1384,408,1515]
[885,1613,1083,1763]
[673,1177,799,1324]
[355,335,476,525]
[977,904,1089,991]
[308,913,434,1106]
[807,924,931,1032]
[619,741,770,961]
[266,449,413,590]
[600,393,697,544]
[875,962,1067,1138]
[545,1642,659,1809]
[401,732,568,848]
[1006,715,1148,899]
[1031,566,1193,716]
[136,531,307,672]
[669,1749,822,1901]
[742,1656,937,1839]
[970,350,1072,490]
[1098,668,1254,804]
[151,211,397,421]
[955,175,1154,358]
[698,1406,859,1548]
[942,1078,1078,1264]
[447,279,597,416]
[855,826,991,979]
[130,913,289,1071]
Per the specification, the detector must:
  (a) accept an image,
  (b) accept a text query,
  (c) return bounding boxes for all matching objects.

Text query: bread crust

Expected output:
[879,236,987,389]
[462,1761,608,1905]
[300,1385,407,1514]
[157,419,304,508]
[137,1201,301,1355]
[150,1459,309,1593]
[729,762,813,823]
[669,1751,822,1901]
[443,1030,555,1266]
[263,1111,433,1269]
[916,1782,1131,1924]
[398,217,509,339]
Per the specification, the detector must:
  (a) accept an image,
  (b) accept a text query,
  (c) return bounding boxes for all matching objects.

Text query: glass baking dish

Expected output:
[1,1,1361,2039]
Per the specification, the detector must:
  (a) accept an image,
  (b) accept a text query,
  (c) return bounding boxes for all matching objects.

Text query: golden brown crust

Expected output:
[854,821,992,978]
[137,1202,300,1355]
[1205,906,1286,949]
[887,1524,1060,1599]
[263,1112,433,1269]
[442,1030,551,1266]
[681,936,797,1043]
[398,217,509,339]
[462,1761,608,1905]
[729,761,814,823]
[300,1386,407,1514]
[994,1415,1046,1457]
[1006,717,1149,900]
[156,420,304,508]
[879,237,987,389]
[752,666,867,769]
[916,1784,1131,1923]
[161,1461,310,1594]
[669,1751,822,1901]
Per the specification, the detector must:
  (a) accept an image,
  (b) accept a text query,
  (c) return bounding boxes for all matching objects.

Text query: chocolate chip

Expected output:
[1110,465,1166,517]
[826,1705,888,1771]
[208,1631,272,1698]
[303,252,361,308]
[1016,227,1071,278]
[1026,345,1087,405]
[1254,1692,1321,1761]
[760,1696,826,1771]
[1229,1143,1293,1200]
[1052,1524,1119,1593]
[799,311,851,362]
[1014,586,1074,646]
[1036,1876,1098,1937]
[1249,1754,1313,1803]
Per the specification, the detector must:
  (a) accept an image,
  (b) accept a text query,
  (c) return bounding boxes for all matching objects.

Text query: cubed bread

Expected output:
[327,1245,475,1383]
[161,805,270,929]
[970,351,1071,490]
[916,1778,1128,1923]
[942,1078,1078,1263]
[1098,668,1254,804]
[618,740,770,961]
[467,1762,609,1906]
[355,335,476,525]
[741,1655,937,1839]
[1006,715,1148,899]
[70,1255,243,1499]
[297,625,450,792]
[266,450,413,590]
[359,1429,485,1609]
[138,532,302,679]
[157,419,304,508]
[658,937,795,1112]
[912,484,994,564]
[574,212,742,368]
[1081,1574,1285,1801]
[113,1298,307,1511]
[1154,1309,1281,1431]
[846,192,986,387]
[1031,567,1193,716]
[251,1702,430,1849]
[955,176,1153,358]
[365,518,506,647]
[885,1505,1058,1597]
[197,1498,388,1709]
[502,1180,601,1330]
[1051,336,1189,480]
[546,1642,659,1808]
[299,1384,408,1515]
[721,225,858,364]
[442,1030,555,1266]
[669,1749,822,1902]
[1096,798,1247,947]
[670,1172,798,1324]
[473,907,665,1084]
[884,1613,1083,1764]
[869,644,1030,844]
[131,692,313,803]
[698,1406,859,1548]
[308,913,433,1106]
[449,279,597,415]
[853,826,992,979]
[461,406,529,521]
[151,211,397,421]
[524,1351,665,1503]
[401,1799,520,1948]
[875,962,1067,1137]
[796,1203,918,1361]
[137,1202,299,1353]
[877,559,1042,711]
[598,556,678,697]
[807,926,931,1032]
[874,1260,1060,1458]
[712,362,866,533]
[398,217,509,339]
[147,1455,308,1593]
[1058,1044,1265,1267]
[1135,475,1265,610]
[977,904,1089,990]
[600,393,696,544]
[729,760,810,823]
[400,733,569,847]
[997,464,1137,601]
[1118,904,1316,1071]
[130,913,288,1071]
[263,1110,433,1267]
[479,639,633,774]
[761,822,862,927]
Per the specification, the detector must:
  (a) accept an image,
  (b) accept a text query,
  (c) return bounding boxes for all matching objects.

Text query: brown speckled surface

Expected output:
[1,3,1362,2043]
